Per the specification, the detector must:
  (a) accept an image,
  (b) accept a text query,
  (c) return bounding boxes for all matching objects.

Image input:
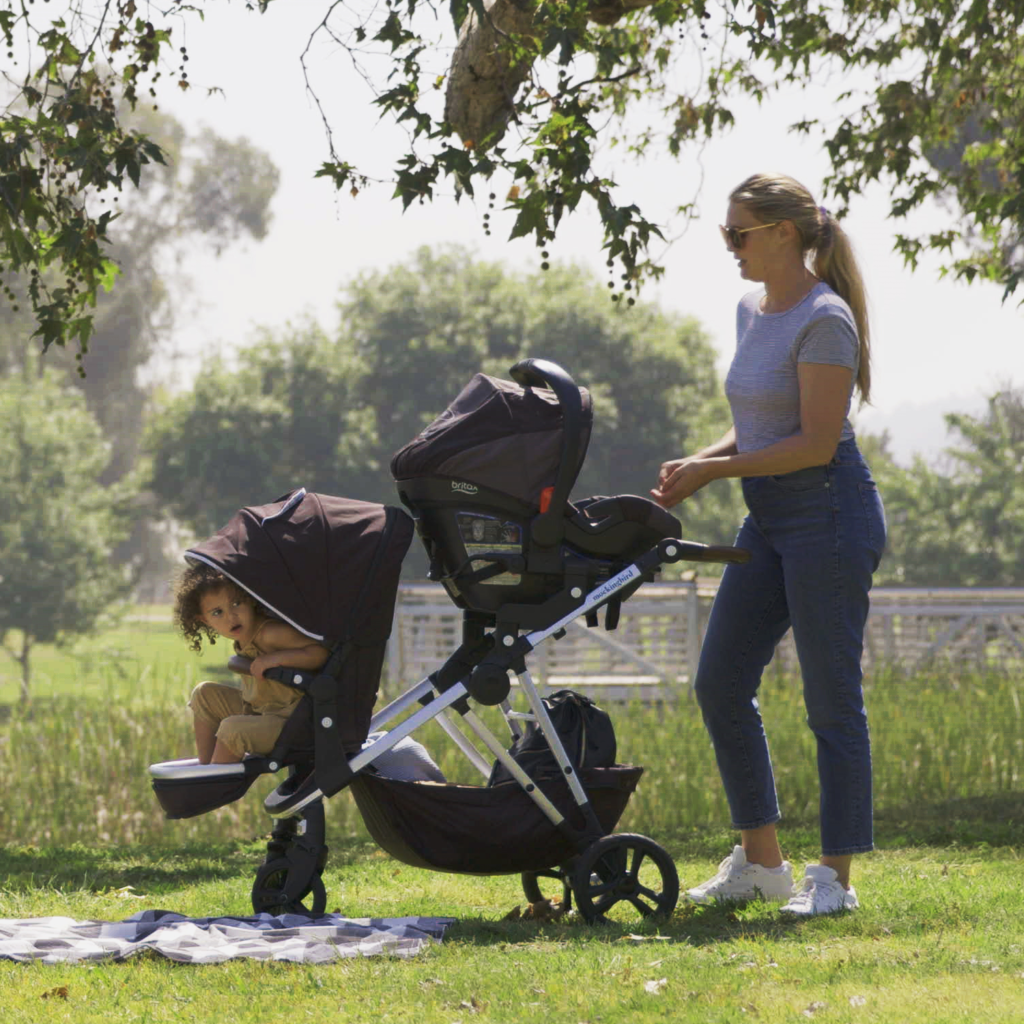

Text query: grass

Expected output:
[1,824,1023,1023]
[2,611,1024,1020]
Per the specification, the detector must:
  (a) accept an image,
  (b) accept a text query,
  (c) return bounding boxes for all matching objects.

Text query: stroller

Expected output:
[150,358,748,923]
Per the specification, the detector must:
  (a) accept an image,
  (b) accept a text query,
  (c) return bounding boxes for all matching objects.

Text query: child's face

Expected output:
[198,586,258,646]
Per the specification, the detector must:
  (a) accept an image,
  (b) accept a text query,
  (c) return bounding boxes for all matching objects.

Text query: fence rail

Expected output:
[386,582,1024,700]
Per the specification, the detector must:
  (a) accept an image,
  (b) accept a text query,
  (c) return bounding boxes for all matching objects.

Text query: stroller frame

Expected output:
[151,359,748,924]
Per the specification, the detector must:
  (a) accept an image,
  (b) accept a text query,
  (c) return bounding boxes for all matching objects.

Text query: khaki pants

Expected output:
[189,681,296,758]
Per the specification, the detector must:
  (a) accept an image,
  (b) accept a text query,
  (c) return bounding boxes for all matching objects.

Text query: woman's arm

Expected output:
[693,426,739,461]
[652,363,853,508]
[249,621,330,683]
[651,426,738,501]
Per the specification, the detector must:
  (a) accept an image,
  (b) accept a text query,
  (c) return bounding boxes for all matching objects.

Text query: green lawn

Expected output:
[1,613,1023,1020]
[0,609,233,706]
[1,818,1023,1023]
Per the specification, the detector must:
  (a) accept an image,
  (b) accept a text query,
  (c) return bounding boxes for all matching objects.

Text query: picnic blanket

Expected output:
[0,909,456,964]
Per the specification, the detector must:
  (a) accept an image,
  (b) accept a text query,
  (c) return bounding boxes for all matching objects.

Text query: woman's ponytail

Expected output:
[814,212,871,405]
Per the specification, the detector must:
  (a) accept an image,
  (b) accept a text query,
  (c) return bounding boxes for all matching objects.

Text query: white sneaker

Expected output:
[686,845,795,904]
[780,864,859,916]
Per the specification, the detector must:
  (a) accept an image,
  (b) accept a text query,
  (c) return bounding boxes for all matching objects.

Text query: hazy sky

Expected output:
[154,3,1023,464]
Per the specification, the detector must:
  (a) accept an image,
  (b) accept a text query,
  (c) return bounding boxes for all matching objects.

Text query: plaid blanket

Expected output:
[0,909,456,964]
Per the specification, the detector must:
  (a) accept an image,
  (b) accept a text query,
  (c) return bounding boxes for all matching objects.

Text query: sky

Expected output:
[152,1,1023,466]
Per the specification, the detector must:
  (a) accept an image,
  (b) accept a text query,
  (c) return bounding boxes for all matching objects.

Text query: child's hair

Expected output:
[172,562,250,653]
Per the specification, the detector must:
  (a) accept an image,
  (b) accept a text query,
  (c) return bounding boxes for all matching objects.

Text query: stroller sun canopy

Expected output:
[390,372,593,508]
[185,489,412,647]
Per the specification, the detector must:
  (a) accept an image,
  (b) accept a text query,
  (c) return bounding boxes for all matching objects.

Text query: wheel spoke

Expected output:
[594,893,619,915]
[627,894,656,917]
[629,847,647,877]
[636,883,664,904]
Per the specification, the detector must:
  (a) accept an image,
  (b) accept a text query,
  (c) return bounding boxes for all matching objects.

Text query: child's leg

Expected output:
[218,710,291,760]
[194,717,219,763]
[210,737,244,764]
[189,682,246,764]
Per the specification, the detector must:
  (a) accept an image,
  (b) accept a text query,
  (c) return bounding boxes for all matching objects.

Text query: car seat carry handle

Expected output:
[509,358,583,549]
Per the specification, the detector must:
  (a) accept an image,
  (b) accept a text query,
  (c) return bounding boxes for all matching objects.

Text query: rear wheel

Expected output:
[251,857,327,916]
[570,834,678,924]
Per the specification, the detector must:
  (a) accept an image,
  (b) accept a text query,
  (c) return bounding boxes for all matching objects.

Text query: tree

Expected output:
[865,389,1024,587]
[2,2,1022,354]
[147,246,745,560]
[0,368,137,702]
[1,105,279,476]
[146,321,378,540]
[1,104,278,595]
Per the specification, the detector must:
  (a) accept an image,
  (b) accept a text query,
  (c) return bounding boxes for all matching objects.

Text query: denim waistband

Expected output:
[829,437,866,468]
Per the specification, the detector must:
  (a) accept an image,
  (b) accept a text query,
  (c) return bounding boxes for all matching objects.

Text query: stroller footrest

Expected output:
[149,758,246,780]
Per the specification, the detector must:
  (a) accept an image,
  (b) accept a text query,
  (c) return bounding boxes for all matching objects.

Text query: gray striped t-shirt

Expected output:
[724,281,860,453]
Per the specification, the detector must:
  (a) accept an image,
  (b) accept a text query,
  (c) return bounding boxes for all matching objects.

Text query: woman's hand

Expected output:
[650,457,713,508]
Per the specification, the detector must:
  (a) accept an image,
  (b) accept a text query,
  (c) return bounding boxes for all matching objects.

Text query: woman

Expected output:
[651,172,886,916]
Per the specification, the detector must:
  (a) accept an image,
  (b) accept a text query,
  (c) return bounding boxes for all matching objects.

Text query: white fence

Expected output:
[385,582,1024,700]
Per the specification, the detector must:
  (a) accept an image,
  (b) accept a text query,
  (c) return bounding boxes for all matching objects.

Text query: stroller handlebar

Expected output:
[509,358,584,549]
[659,538,751,565]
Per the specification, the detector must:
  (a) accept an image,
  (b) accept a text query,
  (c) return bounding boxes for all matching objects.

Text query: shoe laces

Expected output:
[789,874,839,909]
[714,851,746,882]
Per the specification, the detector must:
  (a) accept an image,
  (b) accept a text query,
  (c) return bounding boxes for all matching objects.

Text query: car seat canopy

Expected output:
[390,372,593,508]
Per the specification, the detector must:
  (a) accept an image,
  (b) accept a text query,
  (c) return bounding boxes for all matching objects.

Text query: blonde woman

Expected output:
[652,173,886,916]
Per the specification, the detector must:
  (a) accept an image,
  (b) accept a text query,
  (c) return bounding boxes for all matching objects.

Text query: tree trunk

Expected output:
[18,634,31,705]
[445,0,660,151]
[445,0,538,152]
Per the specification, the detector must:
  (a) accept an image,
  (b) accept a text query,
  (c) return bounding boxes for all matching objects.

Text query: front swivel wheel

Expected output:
[251,856,327,916]
[570,833,678,924]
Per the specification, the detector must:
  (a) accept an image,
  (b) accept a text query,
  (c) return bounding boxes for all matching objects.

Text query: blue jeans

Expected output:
[693,439,886,855]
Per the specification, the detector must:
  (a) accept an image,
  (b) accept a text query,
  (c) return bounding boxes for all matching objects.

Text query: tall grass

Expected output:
[2,638,1021,847]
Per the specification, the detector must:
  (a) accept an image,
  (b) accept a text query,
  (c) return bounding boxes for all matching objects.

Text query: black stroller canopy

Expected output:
[186,489,411,646]
[391,372,593,508]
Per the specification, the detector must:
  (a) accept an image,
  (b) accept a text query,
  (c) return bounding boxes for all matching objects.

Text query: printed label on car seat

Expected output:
[457,514,523,585]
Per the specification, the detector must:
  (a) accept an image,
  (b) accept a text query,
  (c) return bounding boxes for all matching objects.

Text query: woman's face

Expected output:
[722,200,781,282]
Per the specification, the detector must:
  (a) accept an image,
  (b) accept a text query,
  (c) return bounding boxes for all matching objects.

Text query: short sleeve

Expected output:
[796,314,859,372]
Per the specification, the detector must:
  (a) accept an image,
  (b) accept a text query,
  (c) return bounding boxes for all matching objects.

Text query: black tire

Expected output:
[251,857,327,916]
[570,833,679,924]
[521,868,572,912]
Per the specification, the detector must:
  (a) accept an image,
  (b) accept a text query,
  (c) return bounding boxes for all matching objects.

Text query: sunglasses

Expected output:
[719,221,779,249]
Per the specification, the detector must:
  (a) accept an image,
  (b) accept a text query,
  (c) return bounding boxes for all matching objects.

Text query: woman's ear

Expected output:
[776,219,799,246]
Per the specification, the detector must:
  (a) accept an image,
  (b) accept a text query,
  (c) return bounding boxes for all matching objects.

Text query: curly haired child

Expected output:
[173,562,329,764]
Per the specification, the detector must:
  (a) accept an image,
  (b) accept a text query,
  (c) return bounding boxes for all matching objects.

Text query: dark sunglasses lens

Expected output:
[720,226,743,249]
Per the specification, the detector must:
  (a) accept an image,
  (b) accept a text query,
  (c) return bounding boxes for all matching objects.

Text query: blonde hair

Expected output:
[730,172,872,404]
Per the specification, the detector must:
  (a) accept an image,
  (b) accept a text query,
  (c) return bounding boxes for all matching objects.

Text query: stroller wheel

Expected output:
[570,833,679,924]
[251,857,327,917]
[521,868,573,913]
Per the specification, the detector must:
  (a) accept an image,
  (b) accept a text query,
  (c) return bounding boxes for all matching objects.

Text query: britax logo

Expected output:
[452,481,479,495]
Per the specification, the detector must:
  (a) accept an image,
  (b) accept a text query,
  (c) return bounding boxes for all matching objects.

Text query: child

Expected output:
[173,563,329,764]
